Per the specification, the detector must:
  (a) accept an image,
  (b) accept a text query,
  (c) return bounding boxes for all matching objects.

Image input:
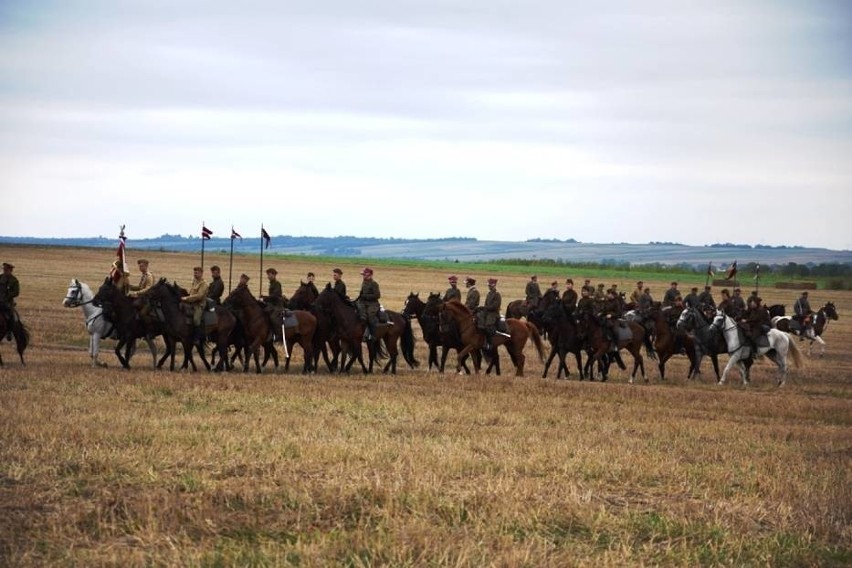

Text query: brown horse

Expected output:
[313,283,373,374]
[643,305,719,381]
[438,300,544,377]
[578,313,647,383]
[280,309,318,374]
[505,299,529,320]
[402,292,477,374]
[0,310,29,367]
[289,281,341,371]
[530,289,584,379]
[145,279,235,372]
[225,285,275,373]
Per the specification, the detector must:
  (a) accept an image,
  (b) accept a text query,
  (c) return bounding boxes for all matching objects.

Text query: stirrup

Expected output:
[496,331,511,338]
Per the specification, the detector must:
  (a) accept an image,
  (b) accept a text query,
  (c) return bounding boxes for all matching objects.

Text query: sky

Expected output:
[1,0,851,250]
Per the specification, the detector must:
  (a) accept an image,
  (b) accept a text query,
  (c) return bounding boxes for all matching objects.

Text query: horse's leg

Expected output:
[515,348,525,377]
[814,336,826,357]
[115,338,130,369]
[145,337,157,368]
[574,351,584,380]
[542,346,557,378]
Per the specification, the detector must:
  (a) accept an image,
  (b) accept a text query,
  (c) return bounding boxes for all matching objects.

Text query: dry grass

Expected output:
[1,245,850,567]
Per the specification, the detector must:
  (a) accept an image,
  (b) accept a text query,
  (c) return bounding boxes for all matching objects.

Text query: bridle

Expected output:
[65,282,96,307]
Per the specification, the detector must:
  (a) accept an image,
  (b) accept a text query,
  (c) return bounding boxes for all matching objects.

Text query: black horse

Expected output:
[313,284,371,374]
[0,309,29,367]
[289,281,340,371]
[94,277,171,369]
[676,307,731,380]
[530,289,584,379]
[402,292,477,374]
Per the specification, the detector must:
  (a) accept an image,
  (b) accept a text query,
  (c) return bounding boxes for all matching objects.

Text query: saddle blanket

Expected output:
[614,321,633,343]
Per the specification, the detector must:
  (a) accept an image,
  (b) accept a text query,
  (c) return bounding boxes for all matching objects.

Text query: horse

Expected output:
[505,299,529,320]
[643,305,718,381]
[289,281,340,372]
[402,292,476,374]
[675,307,727,380]
[772,302,838,357]
[146,279,239,372]
[768,304,785,318]
[712,311,803,386]
[530,289,583,379]
[0,308,29,367]
[225,284,291,373]
[438,300,544,377]
[63,278,157,368]
[93,277,172,369]
[576,313,647,383]
[313,284,376,373]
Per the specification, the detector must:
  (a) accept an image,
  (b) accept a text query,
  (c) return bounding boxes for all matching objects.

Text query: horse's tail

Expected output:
[642,329,658,361]
[786,333,803,369]
[12,322,29,363]
[526,321,546,363]
[401,317,419,368]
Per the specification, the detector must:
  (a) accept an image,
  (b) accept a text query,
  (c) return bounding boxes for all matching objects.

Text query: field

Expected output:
[1,245,850,566]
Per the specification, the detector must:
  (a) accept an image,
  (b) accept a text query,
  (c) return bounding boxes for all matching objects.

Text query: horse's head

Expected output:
[824,302,839,321]
[402,292,423,319]
[92,276,119,307]
[675,307,693,332]
[63,278,85,307]
[711,309,729,330]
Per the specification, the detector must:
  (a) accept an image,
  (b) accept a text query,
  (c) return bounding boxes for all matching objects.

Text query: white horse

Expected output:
[62,278,157,367]
[712,311,802,386]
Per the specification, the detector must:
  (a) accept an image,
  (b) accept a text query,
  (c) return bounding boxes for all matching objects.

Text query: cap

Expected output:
[240,273,250,281]
[448,275,458,283]
[210,265,220,271]
[266,267,278,275]
[307,272,315,278]
[551,280,558,286]
[671,281,678,286]
[361,267,373,276]
[598,283,605,288]
[2,262,13,269]
[531,275,537,279]
[566,278,573,284]
[487,278,498,285]
[691,287,698,292]
[637,281,644,285]
[465,277,476,285]
[193,266,202,272]
[704,285,711,290]
[137,259,149,265]
[333,268,343,275]
[802,291,809,296]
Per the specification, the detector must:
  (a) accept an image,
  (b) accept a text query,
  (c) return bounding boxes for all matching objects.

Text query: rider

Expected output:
[663,281,680,307]
[356,267,381,341]
[684,287,700,308]
[739,296,770,355]
[478,278,503,350]
[331,268,347,298]
[561,278,578,315]
[638,287,653,313]
[698,285,715,308]
[525,275,542,309]
[730,288,746,318]
[180,266,209,342]
[793,291,813,336]
[630,280,644,307]
[0,262,20,339]
[718,289,735,317]
[127,259,155,297]
[464,277,480,311]
[261,267,286,326]
[207,265,224,305]
[549,280,559,294]
[443,275,461,302]
[599,288,622,348]
[575,286,595,321]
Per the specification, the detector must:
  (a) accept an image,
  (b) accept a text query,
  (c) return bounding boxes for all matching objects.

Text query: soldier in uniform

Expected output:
[561,278,578,314]
[549,280,559,294]
[630,281,644,307]
[638,287,653,313]
[261,267,286,312]
[575,286,596,325]
[525,275,542,309]
[238,273,250,288]
[180,267,209,341]
[478,278,503,349]
[739,296,770,354]
[306,271,319,297]
[356,267,381,341]
[0,262,20,339]
[730,288,746,318]
[698,285,715,308]
[464,277,480,311]
[684,287,700,308]
[663,281,680,307]
[443,275,461,302]
[331,268,347,298]
[718,289,733,316]
[593,283,606,306]
[581,279,593,295]
[599,289,622,346]
[127,259,155,297]
[793,291,813,335]
[207,265,224,305]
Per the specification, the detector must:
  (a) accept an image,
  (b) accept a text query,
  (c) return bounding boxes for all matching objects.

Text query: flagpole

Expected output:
[259,224,265,297]
[228,226,235,292]
[705,262,712,288]
[201,220,206,272]
[755,264,760,297]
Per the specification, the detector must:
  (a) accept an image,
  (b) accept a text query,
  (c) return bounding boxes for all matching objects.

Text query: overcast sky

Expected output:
[1,1,850,249]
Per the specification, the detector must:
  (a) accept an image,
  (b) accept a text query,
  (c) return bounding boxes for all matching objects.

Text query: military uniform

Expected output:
[207,275,224,305]
[684,289,700,308]
[638,290,653,312]
[630,286,643,307]
[730,293,746,319]
[263,279,285,309]
[698,288,715,308]
[444,277,461,302]
[356,269,381,338]
[741,302,770,346]
[561,287,578,314]
[182,275,209,327]
[0,263,20,331]
[333,279,347,298]
[663,285,680,307]
[465,281,480,311]
[478,281,501,333]
[525,278,542,308]
[576,294,595,320]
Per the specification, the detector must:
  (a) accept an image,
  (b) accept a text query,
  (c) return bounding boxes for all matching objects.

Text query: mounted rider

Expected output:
[730,288,746,318]
[663,282,680,307]
[599,288,622,347]
[561,278,578,315]
[180,266,209,342]
[464,277,480,311]
[0,262,20,339]
[261,268,287,337]
[356,267,381,341]
[127,259,155,298]
[477,278,503,350]
[739,296,770,354]
[698,285,715,308]
[629,281,644,308]
[684,287,700,308]
[524,275,542,309]
[793,291,813,335]
[331,268,347,298]
[207,265,224,305]
[443,275,461,302]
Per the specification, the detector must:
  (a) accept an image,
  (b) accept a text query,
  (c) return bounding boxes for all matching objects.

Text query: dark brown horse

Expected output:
[94,277,172,369]
[643,305,719,381]
[289,281,340,371]
[0,310,29,367]
[402,292,477,374]
[147,279,238,372]
[224,285,274,373]
[530,289,583,379]
[278,309,318,374]
[577,313,647,383]
[438,300,544,377]
[505,299,529,320]
[313,283,372,373]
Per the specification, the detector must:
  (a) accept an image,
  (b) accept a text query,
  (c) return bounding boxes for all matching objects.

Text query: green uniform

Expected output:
[465,286,480,311]
[443,286,461,302]
[207,276,224,305]
[357,279,381,326]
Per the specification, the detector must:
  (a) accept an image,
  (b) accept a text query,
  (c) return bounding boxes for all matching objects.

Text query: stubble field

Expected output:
[1,245,850,567]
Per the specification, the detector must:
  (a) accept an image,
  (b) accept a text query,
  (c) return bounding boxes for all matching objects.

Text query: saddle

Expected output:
[496,317,508,334]
[613,321,633,343]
